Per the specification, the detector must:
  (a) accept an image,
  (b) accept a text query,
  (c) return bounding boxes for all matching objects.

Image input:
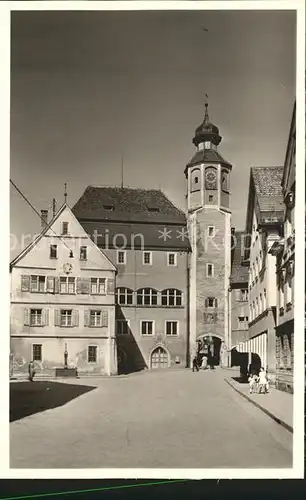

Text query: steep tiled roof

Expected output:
[251,166,284,213]
[73,186,186,224]
[78,220,191,251]
[230,231,249,284]
[185,149,232,174]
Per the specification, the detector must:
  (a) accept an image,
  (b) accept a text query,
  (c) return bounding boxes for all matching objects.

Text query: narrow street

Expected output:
[10,369,292,469]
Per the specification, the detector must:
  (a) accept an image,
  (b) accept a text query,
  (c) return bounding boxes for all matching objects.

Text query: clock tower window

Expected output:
[221,170,229,192]
[191,168,201,192]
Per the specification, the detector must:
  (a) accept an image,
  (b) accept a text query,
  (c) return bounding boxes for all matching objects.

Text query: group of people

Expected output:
[192,353,215,371]
[248,367,269,394]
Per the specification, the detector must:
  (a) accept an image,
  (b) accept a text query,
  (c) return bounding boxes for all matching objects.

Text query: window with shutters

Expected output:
[80,246,87,261]
[30,275,46,293]
[46,276,55,293]
[76,278,90,294]
[60,309,72,327]
[165,321,179,336]
[87,345,97,363]
[60,276,75,294]
[161,289,182,307]
[32,344,42,361]
[90,310,102,327]
[137,288,158,306]
[50,245,57,259]
[21,275,30,292]
[141,320,154,336]
[90,278,106,295]
[116,287,133,305]
[116,319,130,335]
[62,222,69,235]
[30,309,43,326]
[107,278,115,294]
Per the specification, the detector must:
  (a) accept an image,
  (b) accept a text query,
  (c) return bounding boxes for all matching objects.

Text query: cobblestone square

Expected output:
[10,369,292,469]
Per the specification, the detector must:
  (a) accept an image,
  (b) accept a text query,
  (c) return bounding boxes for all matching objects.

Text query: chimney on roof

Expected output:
[52,198,56,218]
[41,210,48,229]
[231,227,235,234]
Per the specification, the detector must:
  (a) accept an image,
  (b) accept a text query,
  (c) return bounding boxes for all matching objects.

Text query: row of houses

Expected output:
[232,102,296,393]
[9,100,296,391]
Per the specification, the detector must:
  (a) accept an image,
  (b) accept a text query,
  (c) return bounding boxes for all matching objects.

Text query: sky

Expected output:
[10,9,296,259]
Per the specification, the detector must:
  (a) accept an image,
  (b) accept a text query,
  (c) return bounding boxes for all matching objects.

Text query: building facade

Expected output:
[10,204,117,377]
[229,229,250,370]
[185,103,232,366]
[269,102,295,393]
[73,187,190,373]
[243,166,284,384]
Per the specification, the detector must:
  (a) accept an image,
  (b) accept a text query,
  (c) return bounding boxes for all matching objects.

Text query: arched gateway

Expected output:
[196,335,224,367]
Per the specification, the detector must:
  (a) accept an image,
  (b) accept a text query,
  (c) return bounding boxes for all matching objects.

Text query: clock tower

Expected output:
[185,101,232,367]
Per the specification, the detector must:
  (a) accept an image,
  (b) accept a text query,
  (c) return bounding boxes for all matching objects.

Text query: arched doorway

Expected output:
[197,335,223,367]
[150,346,170,369]
[117,347,127,374]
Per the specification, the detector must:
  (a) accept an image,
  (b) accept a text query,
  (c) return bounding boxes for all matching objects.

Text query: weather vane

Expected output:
[204,93,209,122]
[64,183,67,203]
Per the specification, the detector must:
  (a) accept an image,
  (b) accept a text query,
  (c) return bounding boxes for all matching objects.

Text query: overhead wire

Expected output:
[10,178,115,271]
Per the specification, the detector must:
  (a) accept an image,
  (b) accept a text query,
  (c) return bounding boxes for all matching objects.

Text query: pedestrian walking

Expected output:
[28,360,35,382]
[248,373,258,394]
[192,355,199,372]
[208,352,214,370]
[258,367,269,394]
[201,355,208,370]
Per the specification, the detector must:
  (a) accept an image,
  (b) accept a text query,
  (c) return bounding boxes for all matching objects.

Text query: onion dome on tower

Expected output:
[192,102,222,147]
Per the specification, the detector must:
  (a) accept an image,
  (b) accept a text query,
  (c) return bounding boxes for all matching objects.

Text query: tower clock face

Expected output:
[205,168,217,189]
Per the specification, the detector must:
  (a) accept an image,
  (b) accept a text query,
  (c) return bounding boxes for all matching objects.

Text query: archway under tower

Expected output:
[196,334,223,367]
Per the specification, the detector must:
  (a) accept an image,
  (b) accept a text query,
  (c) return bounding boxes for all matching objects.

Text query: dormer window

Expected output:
[62,222,69,235]
[147,204,160,214]
[103,205,115,211]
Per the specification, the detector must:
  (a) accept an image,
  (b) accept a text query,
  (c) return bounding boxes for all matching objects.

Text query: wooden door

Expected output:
[151,347,168,369]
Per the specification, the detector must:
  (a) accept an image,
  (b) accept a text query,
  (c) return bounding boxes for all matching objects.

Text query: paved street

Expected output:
[10,369,292,469]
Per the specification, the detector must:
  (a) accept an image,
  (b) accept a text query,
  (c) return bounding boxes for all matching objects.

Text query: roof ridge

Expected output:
[251,165,283,169]
[88,185,162,192]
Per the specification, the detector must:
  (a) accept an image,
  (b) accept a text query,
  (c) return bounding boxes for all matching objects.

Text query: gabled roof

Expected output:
[252,166,284,213]
[245,166,285,237]
[10,203,116,270]
[10,203,67,268]
[282,100,296,194]
[230,231,249,284]
[72,186,186,224]
[185,149,232,175]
